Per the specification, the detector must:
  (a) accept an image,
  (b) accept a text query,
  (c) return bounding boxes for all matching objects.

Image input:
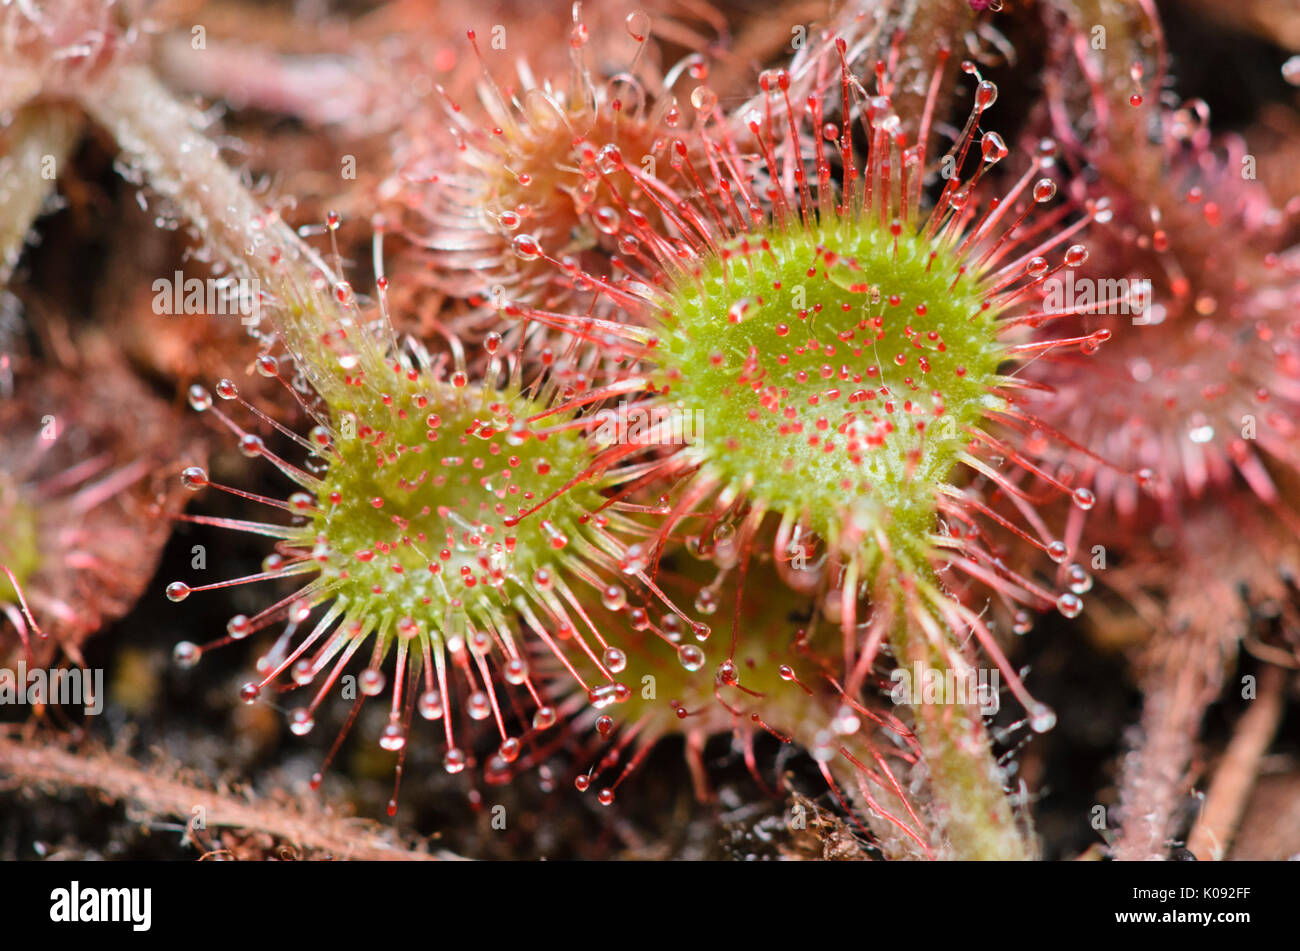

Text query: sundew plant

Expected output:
[0,0,1297,866]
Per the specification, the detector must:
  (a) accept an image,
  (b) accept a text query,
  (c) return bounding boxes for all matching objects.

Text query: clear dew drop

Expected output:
[694,588,719,615]
[619,544,649,575]
[418,690,444,720]
[238,434,264,458]
[504,657,529,685]
[1072,487,1096,510]
[602,646,627,673]
[595,144,624,176]
[532,706,558,730]
[512,234,542,260]
[484,755,510,785]
[289,709,315,736]
[226,614,252,639]
[980,131,1008,164]
[1012,611,1033,636]
[1032,178,1057,203]
[540,520,568,550]
[678,644,705,672]
[810,729,836,763]
[359,668,386,696]
[600,584,627,610]
[594,206,621,235]
[537,767,556,794]
[832,704,860,736]
[1029,704,1057,733]
[165,581,191,602]
[690,85,717,113]
[172,641,201,668]
[588,683,624,709]
[180,466,208,490]
[1046,540,1069,564]
[467,691,491,720]
[1056,592,1083,619]
[1064,244,1089,268]
[1066,564,1093,594]
[1285,55,1300,86]
[187,385,212,412]
[444,747,467,773]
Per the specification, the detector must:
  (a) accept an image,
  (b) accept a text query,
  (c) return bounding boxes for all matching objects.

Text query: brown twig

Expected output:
[0,731,456,860]
[1186,665,1290,860]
